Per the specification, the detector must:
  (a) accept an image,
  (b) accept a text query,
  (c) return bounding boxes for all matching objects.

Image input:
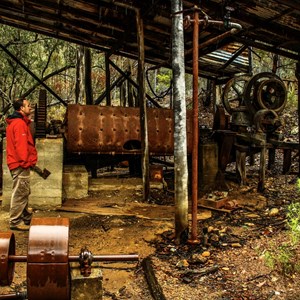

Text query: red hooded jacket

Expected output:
[6,111,37,170]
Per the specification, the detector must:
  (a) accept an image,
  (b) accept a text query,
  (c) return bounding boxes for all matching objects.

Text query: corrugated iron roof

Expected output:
[0,0,299,81]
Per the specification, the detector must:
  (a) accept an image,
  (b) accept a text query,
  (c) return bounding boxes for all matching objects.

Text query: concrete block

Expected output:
[70,262,103,300]
[63,165,89,199]
[2,138,63,209]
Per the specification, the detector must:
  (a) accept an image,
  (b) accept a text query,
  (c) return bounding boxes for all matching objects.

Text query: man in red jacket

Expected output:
[6,98,37,231]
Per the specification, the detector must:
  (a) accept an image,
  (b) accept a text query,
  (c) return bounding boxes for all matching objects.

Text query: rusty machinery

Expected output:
[65,104,193,155]
[215,72,297,190]
[64,104,194,177]
[0,218,139,300]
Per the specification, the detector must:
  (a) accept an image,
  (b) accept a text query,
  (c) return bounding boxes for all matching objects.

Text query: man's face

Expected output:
[20,99,32,117]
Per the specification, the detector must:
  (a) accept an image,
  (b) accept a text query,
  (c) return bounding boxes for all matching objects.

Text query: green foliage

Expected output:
[287,201,300,245]
[156,68,172,93]
[264,243,300,276]
[262,202,300,276]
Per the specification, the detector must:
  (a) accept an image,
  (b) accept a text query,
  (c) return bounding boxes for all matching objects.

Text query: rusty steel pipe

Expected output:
[69,254,139,262]
[0,293,26,300]
[199,28,238,50]
[189,8,200,244]
[8,254,139,263]
[185,28,239,56]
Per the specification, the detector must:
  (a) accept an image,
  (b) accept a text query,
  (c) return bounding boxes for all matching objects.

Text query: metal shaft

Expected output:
[8,254,139,263]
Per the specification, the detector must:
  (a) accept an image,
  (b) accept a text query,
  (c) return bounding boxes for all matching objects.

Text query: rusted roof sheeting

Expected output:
[0,0,298,81]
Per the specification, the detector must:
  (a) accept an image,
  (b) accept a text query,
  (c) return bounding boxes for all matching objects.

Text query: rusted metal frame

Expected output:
[189,8,200,244]
[94,72,128,105]
[108,58,161,108]
[105,53,111,106]
[0,43,67,107]
[136,9,150,202]
[219,44,248,71]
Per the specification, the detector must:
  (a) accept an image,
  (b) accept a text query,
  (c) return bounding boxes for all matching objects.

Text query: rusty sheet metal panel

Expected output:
[0,232,15,286]
[27,218,70,300]
[66,104,193,155]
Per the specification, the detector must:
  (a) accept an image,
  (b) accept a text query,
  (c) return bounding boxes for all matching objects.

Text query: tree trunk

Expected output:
[84,47,93,105]
[136,9,150,202]
[171,0,189,244]
[75,45,84,104]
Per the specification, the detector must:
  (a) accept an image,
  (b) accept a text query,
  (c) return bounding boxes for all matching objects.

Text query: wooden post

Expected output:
[105,53,111,106]
[75,45,84,104]
[84,47,93,105]
[296,62,300,178]
[127,60,134,107]
[171,0,189,244]
[258,145,266,192]
[136,9,150,202]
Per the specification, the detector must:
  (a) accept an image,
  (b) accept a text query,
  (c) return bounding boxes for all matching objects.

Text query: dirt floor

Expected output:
[1,164,300,299]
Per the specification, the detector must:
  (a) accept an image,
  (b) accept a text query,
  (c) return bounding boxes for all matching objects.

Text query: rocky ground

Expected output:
[0,108,299,300]
[1,169,300,300]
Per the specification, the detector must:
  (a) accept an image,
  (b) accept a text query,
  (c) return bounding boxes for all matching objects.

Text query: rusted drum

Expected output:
[65,104,193,155]
[256,79,286,113]
[244,72,286,116]
[0,232,15,285]
[221,75,251,115]
[27,218,70,300]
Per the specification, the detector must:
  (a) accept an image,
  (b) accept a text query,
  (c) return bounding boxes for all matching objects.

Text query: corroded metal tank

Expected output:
[65,104,193,155]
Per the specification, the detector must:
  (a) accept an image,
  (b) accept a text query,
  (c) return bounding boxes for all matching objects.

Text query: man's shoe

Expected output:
[10,224,30,231]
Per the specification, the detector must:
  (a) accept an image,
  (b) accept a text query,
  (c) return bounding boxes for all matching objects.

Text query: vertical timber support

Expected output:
[127,60,134,107]
[105,53,111,106]
[258,144,266,192]
[296,62,300,178]
[136,9,150,202]
[84,47,93,105]
[171,0,189,244]
[189,7,200,244]
[75,45,85,104]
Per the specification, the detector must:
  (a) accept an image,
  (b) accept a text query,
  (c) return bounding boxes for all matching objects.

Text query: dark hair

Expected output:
[12,98,25,111]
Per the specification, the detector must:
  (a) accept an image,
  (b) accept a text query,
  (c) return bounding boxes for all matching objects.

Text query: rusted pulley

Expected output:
[0,232,15,286]
[243,72,287,116]
[256,79,286,113]
[27,218,70,300]
[0,218,139,300]
[221,74,251,115]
